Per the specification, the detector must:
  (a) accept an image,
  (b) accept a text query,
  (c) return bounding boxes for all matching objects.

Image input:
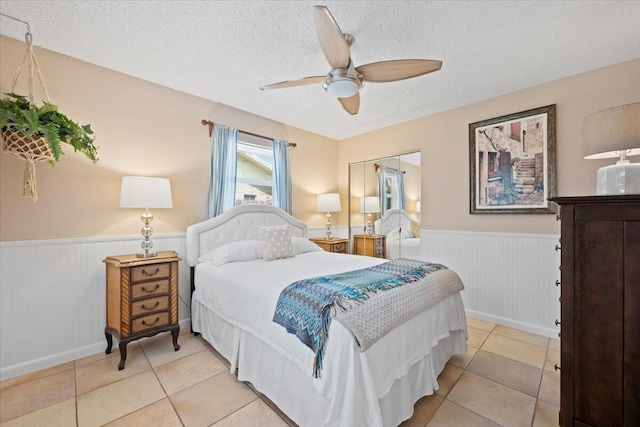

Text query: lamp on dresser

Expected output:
[359,196,380,235]
[316,193,341,239]
[120,176,173,258]
[583,102,640,195]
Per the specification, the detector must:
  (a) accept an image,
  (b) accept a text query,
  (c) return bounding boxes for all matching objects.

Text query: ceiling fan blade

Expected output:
[356,59,442,83]
[259,76,325,90]
[338,93,360,115]
[313,6,351,69]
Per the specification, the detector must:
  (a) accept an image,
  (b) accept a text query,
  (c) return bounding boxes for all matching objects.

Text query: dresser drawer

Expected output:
[131,312,170,334]
[332,242,347,253]
[131,263,170,282]
[131,279,170,299]
[131,296,170,316]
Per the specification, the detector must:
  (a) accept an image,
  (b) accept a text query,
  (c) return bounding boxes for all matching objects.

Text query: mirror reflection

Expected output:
[349,152,421,260]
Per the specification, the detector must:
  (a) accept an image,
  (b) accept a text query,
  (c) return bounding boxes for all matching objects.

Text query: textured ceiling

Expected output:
[1,1,639,140]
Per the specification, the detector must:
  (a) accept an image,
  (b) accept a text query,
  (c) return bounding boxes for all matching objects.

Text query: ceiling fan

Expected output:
[259,5,442,115]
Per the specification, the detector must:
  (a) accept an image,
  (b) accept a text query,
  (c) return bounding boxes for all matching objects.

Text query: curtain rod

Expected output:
[374,163,405,174]
[201,120,297,147]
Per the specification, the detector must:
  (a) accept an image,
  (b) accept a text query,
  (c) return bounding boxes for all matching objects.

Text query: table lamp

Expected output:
[120,176,173,258]
[316,193,341,239]
[583,102,640,195]
[359,196,380,235]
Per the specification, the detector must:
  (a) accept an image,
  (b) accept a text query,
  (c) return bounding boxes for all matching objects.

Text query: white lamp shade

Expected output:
[316,193,341,212]
[120,176,173,209]
[583,102,640,159]
[359,196,380,213]
[416,200,421,213]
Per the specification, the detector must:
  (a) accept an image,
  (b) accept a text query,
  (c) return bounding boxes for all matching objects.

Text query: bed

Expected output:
[374,208,422,260]
[186,204,466,427]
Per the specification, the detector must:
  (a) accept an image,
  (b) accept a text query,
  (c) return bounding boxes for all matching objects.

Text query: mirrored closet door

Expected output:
[348,151,421,260]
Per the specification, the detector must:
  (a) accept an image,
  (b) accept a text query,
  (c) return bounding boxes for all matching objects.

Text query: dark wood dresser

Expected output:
[553,195,639,427]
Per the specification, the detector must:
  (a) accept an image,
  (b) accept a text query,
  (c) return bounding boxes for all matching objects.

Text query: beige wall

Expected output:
[0,36,339,241]
[338,58,640,235]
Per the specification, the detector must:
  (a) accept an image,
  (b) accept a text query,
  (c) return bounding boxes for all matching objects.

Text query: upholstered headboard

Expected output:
[374,208,415,236]
[186,204,308,267]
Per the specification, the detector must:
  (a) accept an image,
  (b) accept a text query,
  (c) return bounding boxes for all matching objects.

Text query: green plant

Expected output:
[0,93,98,163]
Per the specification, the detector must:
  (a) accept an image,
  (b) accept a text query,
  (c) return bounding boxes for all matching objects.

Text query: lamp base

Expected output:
[136,252,157,258]
[596,162,640,195]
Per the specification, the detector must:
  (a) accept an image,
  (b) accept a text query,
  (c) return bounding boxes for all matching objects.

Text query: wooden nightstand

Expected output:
[310,237,349,254]
[103,250,181,370]
[353,234,386,258]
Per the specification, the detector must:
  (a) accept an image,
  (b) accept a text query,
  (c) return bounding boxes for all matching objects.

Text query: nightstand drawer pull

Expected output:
[142,267,160,277]
[131,312,170,333]
[131,280,170,299]
[142,317,160,327]
[141,301,160,311]
[555,319,561,326]
[555,280,561,287]
[555,244,561,251]
[131,263,170,282]
[141,284,160,293]
[554,364,560,371]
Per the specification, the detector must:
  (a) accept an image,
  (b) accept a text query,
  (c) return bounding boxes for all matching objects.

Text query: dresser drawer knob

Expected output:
[141,301,160,311]
[141,283,160,293]
[142,267,160,277]
[554,364,561,371]
[555,319,561,326]
[555,214,560,222]
[142,317,160,327]
[555,244,561,251]
[555,280,561,287]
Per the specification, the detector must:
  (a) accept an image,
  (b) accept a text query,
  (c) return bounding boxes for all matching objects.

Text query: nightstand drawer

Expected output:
[131,279,170,299]
[131,263,170,282]
[332,242,347,253]
[131,312,170,334]
[131,296,169,316]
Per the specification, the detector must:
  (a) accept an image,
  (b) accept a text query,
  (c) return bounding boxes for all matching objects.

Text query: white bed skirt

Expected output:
[192,296,467,427]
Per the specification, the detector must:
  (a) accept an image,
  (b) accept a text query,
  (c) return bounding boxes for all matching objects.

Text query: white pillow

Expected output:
[197,240,263,265]
[292,237,323,254]
[258,225,295,261]
[401,228,414,239]
[386,229,401,241]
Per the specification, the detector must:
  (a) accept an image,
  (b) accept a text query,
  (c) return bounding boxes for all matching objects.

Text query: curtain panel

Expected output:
[272,139,293,215]
[206,124,238,218]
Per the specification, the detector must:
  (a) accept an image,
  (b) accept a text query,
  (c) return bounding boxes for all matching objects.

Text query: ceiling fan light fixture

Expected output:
[326,78,360,98]
[322,66,363,98]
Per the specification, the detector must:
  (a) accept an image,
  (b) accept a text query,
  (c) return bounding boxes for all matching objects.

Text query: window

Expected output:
[235,139,274,206]
[384,171,399,211]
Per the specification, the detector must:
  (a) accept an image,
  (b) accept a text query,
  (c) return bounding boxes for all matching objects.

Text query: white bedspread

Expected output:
[194,252,467,426]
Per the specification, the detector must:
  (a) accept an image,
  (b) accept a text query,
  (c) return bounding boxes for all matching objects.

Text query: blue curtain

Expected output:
[272,139,292,214]
[396,169,406,210]
[377,168,387,215]
[206,124,238,218]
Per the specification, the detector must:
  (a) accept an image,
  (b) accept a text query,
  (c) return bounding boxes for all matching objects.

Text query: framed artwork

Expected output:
[469,104,557,214]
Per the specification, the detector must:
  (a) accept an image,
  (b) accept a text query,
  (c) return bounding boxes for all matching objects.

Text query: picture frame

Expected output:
[469,104,557,214]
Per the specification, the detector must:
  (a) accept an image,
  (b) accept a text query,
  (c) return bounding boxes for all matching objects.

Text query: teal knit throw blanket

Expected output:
[272,258,446,378]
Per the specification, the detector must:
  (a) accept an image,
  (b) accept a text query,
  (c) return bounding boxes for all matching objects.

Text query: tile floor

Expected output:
[0,318,560,426]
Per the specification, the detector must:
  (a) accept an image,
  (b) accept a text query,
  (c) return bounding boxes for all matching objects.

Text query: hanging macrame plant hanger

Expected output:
[2,24,54,201]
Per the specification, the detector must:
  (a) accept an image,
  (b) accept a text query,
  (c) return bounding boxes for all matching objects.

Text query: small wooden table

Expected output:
[310,237,349,254]
[103,251,181,370]
[353,234,386,258]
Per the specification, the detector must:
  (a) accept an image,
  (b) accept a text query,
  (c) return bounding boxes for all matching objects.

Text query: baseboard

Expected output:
[0,318,192,381]
[465,309,559,339]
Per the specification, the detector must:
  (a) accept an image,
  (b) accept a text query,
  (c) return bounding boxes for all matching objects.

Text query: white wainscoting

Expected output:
[0,234,191,380]
[1,228,560,380]
[422,230,561,339]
